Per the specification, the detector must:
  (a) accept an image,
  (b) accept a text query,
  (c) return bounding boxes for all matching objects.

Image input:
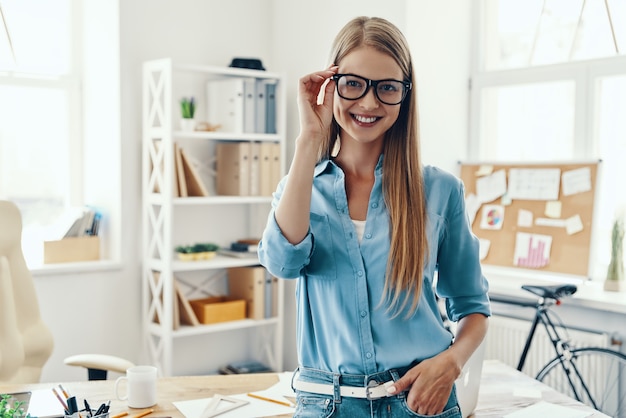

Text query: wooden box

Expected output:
[189,297,246,324]
[44,236,100,264]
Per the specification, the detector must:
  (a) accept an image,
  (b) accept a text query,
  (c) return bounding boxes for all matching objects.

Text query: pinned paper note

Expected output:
[508,168,561,201]
[544,201,562,218]
[465,193,481,227]
[513,232,552,269]
[475,165,494,177]
[517,209,533,228]
[479,239,491,261]
[565,214,584,235]
[562,167,591,196]
[476,169,507,204]
[480,205,505,230]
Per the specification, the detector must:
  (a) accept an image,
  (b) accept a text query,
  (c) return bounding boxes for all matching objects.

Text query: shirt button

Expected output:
[365,233,372,239]
[366,352,372,359]
[360,311,367,317]
[371,203,378,208]
[357,271,364,277]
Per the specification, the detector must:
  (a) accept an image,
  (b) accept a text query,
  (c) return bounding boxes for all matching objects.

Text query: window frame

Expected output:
[469,2,626,281]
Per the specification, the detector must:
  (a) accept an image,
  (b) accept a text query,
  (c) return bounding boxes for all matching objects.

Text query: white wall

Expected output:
[34,0,474,381]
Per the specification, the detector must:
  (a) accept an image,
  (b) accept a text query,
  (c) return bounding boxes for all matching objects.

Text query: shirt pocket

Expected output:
[304,212,338,281]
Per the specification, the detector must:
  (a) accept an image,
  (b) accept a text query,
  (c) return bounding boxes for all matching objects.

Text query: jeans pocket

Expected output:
[399,399,462,418]
[294,393,334,418]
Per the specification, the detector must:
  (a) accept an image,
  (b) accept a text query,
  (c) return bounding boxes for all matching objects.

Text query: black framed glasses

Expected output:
[331,73,412,105]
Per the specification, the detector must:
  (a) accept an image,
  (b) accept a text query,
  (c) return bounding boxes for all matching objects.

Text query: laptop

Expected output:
[6,390,65,418]
[455,340,486,418]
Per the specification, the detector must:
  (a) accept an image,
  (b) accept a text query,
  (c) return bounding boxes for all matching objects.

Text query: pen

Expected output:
[246,393,293,407]
[67,396,79,414]
[84,399,92,417]
[94,401,109,416]
[110,413,128,418]
[131,408,154,418]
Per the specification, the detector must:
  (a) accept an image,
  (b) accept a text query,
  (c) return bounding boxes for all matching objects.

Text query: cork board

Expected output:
[458,161,600,278]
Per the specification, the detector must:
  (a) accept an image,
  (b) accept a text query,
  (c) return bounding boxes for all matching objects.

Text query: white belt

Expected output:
[293,378,396,400]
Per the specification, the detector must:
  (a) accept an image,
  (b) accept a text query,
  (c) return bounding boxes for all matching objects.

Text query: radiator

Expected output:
[485,315,611,378]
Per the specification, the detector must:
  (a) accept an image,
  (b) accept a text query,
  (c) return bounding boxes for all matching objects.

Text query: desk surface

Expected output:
[0,360,608,418]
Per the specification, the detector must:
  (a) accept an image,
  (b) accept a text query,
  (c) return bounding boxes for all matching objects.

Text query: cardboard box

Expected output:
[44,236,100,264]
[189,297,246,325]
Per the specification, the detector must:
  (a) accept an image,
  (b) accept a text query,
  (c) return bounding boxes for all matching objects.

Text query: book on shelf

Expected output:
[215,141,280,197]
[206,77,277,135]
[217,248,259,259]
[62,206,101,238]
[228,266,266,320]
[174,142,188,197]
[174,278,200,326]
[206,78,246,134]
[216,141,251,196]
[179,145,210,197]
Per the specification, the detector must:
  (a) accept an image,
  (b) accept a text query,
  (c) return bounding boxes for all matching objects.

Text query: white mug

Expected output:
[114,365,158,408]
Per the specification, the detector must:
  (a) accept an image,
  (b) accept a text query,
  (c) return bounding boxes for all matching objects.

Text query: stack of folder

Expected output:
[216,141,281,196]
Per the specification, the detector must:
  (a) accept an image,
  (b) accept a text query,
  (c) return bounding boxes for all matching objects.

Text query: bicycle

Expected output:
[489,283,626,418]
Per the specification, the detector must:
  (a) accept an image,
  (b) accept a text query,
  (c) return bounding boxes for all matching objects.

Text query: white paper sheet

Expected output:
[562,167,592,196]
[476,169,507,203]
[174,393,294,418]
[503,401,591,418]
[508,168,561,201]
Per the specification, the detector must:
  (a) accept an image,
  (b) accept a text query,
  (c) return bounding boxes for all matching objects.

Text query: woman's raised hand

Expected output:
[297,66,338,142]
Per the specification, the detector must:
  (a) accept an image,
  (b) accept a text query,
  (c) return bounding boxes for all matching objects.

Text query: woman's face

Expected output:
[333,45,404,146]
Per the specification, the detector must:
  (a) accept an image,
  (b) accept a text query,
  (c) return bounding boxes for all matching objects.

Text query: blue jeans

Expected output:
[292,366,462,418]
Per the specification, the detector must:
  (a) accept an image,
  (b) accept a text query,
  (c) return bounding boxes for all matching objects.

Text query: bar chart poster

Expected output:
[513,232,552,268]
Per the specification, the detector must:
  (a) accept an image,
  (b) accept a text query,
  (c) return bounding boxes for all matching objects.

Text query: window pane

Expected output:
[594,75,626,272]
[0,85,71,264]
[484,0,625,70]
[0,0,71,74]
[479,81,575,160]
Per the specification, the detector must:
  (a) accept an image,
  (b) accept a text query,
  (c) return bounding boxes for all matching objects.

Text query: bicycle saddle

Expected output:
[521,284,577,300]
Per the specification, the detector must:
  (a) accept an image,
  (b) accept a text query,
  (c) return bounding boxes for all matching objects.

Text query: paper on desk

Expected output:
[503,401,592,418]
[174,393,294,418]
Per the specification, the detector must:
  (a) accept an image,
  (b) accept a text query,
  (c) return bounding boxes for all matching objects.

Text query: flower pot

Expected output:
[180,118,196,132]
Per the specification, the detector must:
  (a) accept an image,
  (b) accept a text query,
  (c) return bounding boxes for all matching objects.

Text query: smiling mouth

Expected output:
[353,114,379,124]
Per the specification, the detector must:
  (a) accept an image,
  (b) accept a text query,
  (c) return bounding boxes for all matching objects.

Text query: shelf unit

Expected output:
[142,58,286,376]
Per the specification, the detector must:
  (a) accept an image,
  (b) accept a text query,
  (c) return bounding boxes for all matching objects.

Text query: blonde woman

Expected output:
[259,16,490,417]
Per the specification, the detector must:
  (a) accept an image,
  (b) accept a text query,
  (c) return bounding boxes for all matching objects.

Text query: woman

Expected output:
[258,16,490,417]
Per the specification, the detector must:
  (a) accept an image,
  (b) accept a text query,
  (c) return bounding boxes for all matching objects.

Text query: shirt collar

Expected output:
[314,154,384,177]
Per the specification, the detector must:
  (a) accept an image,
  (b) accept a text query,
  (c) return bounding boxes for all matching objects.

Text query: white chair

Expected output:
[0,200,134,383]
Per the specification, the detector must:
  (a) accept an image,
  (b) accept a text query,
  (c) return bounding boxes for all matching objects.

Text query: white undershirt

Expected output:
[352,219,366,244]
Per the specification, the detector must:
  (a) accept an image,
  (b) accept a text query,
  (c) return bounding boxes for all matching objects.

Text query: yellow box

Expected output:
[44,236,100,264]
[189,297,246,324]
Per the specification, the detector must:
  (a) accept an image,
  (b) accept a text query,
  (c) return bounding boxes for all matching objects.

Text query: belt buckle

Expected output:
[365,380,384,400]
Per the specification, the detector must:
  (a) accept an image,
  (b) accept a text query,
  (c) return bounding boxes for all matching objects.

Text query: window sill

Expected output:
[484,265,626,315]
[30,259,123,277]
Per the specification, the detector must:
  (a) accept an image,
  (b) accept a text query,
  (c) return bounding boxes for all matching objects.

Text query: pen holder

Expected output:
[65,413,109,418]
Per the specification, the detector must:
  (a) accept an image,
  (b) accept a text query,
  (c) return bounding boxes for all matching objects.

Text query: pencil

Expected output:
[111,412,128,418]
[131,408,154,418]
[246,393,293,407]
[58,384,70,399]
[51,387,69,412]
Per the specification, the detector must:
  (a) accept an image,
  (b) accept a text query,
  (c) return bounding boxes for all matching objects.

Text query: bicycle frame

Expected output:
[493,294,607,411]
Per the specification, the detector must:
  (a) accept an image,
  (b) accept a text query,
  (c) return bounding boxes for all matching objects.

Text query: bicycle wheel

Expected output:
[536,347,626,417]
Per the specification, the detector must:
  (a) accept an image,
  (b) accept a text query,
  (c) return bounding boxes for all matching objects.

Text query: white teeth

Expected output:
[354,115,377,123]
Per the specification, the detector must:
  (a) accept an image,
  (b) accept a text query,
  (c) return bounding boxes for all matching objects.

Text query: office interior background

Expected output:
[1,0,625,382]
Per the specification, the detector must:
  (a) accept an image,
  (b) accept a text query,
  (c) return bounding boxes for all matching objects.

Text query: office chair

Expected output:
[0,200,134,383]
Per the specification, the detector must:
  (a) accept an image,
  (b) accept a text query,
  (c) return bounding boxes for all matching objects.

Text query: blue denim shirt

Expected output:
[258,158,490,375]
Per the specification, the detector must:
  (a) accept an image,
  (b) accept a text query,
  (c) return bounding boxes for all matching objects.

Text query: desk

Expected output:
[0,360,608,418]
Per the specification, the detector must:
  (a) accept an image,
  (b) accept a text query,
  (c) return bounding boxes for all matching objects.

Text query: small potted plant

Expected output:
[175,245,195,261]
[0,394,29,418]
[192,242,219,260]
[604,215,625,292]
[179,97,196,131]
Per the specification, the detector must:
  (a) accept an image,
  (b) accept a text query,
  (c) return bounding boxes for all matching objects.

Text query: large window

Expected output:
[470,0,626,280]
[0,0,84,265]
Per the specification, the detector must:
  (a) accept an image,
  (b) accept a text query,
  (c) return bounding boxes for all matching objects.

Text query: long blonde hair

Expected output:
[321,16,427,317]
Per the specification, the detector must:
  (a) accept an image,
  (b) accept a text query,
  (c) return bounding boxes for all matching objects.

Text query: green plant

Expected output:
[174,245,194,254]
[180,97,196,119]
[192,242,219,253]
[0,394,30,418]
